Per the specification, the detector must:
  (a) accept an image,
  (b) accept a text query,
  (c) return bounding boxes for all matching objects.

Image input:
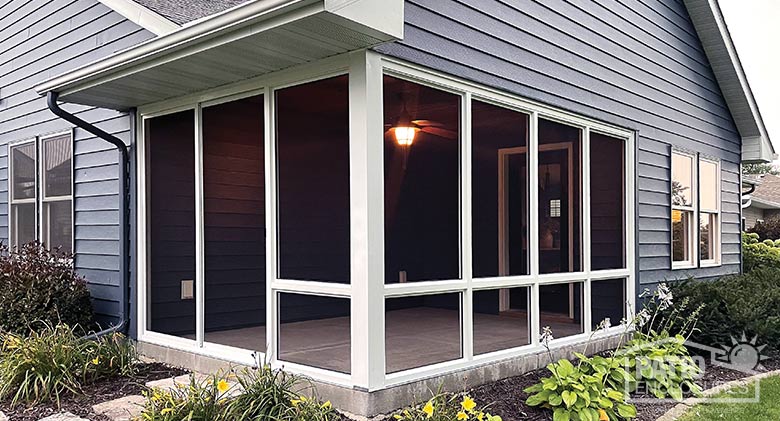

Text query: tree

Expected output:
[743,162,780,175]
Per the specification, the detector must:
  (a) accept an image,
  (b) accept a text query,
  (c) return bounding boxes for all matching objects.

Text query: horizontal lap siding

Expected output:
[376,0,742,285]
[0,0,153,325]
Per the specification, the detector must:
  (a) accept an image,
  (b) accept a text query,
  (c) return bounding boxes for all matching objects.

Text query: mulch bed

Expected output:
[0,363,188,421]
[468,357,780,421]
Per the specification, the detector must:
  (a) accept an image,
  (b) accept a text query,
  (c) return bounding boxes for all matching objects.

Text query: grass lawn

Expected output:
[678,375,780,421]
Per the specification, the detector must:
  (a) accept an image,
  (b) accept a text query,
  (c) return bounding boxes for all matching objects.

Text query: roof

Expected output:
[749,174,780,209]
[131,0,251,25]
[35,0,403,109]
[683,0,775,163]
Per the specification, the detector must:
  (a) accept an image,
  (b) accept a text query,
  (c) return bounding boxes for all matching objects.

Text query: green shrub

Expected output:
[0,323,137,406]
[0,242,93,334]
[742,232,780,272]
[668,268,780,355]
[391,392,502,421]
[139,366,340,421]
[748,217,780,242]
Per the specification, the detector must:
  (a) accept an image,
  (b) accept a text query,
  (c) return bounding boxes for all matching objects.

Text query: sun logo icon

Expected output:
[718,333,769,372]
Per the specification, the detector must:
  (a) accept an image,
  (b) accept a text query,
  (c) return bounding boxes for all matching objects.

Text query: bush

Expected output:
[742,232,780,272]
[391,392,502,421]
[668,268,780,355]
[0,242,93,334]
[748,217,780,241]
[0,323,137,406]
[139,366,340,421]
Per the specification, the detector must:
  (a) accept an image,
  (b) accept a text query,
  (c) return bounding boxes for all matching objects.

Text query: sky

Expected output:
[719,0,780,162]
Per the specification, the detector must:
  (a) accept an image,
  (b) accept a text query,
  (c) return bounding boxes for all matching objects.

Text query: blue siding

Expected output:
[0,0,153,326]
[375,0,742,284]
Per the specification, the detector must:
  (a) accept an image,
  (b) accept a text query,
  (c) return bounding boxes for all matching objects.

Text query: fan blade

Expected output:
[421,126,458,139]
[412,120,444,127]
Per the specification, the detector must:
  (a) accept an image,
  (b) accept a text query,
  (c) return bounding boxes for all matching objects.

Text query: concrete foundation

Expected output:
[138,333,623,418]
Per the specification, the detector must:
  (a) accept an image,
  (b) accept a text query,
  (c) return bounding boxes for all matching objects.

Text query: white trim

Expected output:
[97,0,180,36]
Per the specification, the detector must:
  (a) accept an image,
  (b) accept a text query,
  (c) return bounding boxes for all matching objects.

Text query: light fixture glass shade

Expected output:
[393,126,419,146]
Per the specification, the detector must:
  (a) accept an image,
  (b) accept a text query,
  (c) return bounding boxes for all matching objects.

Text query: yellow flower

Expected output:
[598,409,609,421]
[422,400,434,418]
[457,411,469,420]
[461,396,476,412]
[217,379,229,394]
[321,401,332,409]
[92,357,100,365]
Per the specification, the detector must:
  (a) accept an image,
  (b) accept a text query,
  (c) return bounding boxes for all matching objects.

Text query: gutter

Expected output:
[47,92,131,339]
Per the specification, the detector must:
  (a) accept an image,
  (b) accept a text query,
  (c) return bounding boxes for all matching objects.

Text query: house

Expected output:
[742,174,780,229]
[0,0,774,415]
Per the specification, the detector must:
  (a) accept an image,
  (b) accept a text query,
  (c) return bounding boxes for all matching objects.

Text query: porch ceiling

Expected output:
[35,0,403,110]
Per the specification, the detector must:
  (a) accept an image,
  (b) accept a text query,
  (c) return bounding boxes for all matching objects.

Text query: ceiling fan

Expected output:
[386,102,457,146]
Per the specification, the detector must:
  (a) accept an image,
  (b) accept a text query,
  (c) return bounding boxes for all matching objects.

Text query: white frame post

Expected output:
[349,50,386,390]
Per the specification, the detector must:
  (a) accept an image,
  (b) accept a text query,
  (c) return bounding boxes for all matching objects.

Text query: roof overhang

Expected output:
[748,197,780,210]
[36,0,403,110]
[683,0,776,163]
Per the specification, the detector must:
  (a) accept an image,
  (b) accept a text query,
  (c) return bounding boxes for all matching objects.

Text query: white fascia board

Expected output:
[325,0,404,40]
[98,0,180,36]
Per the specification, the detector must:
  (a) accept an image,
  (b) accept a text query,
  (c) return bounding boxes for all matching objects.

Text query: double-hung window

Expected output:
[699,159,720,266]
[8,131,73,254]
[671,150,720,268]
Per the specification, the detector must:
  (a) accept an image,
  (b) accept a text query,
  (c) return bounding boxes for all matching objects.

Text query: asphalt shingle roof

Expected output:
[135,0,252,25]
[751,174,780,206]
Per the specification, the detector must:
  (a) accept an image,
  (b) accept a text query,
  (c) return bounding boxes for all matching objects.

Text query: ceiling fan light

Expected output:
[393,126,419,146]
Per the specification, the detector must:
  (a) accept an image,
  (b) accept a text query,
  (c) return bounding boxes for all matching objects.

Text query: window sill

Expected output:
[671,263,696,270]
[700,261,721,268]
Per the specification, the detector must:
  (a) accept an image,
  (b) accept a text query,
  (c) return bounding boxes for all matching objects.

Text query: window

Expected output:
[671,151,721,269]
[699,159,720,265]
[590,133,626,270]
[671,152,696,268]
[538,118,582,274]
[277,76,351,283]
[9,132,73,253]
[383,76,460,283]
[472,100,529,278]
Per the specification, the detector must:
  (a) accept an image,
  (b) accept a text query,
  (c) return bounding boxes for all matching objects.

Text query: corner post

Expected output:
[349,50,386,390]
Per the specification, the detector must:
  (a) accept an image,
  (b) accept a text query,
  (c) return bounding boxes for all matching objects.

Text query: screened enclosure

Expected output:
[138,53,635,390]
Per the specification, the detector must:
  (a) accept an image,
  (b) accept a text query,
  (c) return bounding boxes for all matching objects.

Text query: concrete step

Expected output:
[92,395,146,421]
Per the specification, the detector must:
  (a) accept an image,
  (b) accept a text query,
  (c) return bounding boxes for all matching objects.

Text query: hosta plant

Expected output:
[524,356,637,421]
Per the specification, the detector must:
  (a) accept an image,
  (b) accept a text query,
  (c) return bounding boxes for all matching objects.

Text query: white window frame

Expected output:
[135,50,636,392]
[39,131,75,254]
[698,157,721,267]
[8,131,74,253]
[671,150,697,270]
[8,138,38,249]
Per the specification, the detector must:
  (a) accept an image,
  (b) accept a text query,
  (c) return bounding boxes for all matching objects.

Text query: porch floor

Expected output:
[200,308,582,374]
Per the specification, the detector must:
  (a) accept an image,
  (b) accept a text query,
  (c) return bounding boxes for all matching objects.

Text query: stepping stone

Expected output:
[92,395,146,421]
[145,373,241,397]
[38,413,90,421]
[145,374,200,391]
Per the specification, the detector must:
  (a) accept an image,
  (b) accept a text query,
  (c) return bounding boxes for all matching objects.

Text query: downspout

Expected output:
[47,92,131,339]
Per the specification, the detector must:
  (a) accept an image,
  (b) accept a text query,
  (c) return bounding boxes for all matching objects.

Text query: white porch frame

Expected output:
[135,49,636,392]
